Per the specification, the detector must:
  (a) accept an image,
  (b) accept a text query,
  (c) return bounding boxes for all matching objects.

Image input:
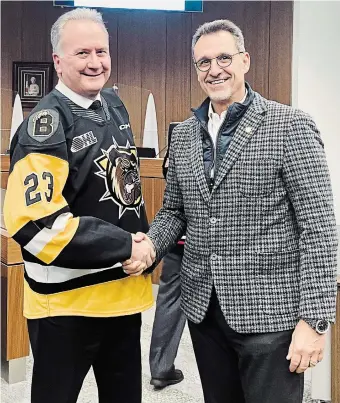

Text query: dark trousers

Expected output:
[149,246,186,378]
[28,313,142,403]
[188,292,304,403]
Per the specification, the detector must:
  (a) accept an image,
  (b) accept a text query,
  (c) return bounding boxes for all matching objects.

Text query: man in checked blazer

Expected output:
[124,19,338,403]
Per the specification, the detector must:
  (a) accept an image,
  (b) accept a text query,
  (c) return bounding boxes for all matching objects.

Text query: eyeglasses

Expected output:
[194,52,244,72]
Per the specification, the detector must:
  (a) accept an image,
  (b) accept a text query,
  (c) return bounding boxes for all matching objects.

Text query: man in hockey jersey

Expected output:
[4,8,155,403]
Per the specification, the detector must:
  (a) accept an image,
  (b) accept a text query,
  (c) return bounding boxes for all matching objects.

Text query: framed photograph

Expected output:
[12,62,54,108]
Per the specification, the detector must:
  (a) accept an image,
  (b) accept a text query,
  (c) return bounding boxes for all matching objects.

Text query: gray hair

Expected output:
[51,8,108,54]
[192,19,245,58]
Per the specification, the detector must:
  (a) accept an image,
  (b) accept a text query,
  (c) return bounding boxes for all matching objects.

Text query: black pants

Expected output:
[188,292,304,403]
[28,314,142,403]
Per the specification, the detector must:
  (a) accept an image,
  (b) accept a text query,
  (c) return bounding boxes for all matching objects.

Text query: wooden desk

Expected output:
[1,155,29,383]
[332,276,340,403]
[140,158,165,284]
[1,230,28,384]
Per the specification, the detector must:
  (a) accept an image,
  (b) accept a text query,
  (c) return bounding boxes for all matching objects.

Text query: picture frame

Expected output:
[12,62,54,108]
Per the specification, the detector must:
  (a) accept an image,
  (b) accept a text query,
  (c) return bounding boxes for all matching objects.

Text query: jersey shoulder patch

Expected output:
[27,109,60,143]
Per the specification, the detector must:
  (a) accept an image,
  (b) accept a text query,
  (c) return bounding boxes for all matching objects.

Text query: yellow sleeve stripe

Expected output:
[4,153,69,236]
[35,216,80,264]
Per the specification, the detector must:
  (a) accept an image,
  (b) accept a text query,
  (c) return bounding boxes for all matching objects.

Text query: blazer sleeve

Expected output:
[282,109,338,322]
[147,127,187,262]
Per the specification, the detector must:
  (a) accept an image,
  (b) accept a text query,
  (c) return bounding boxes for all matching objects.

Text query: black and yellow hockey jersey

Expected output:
[4,88,153,318]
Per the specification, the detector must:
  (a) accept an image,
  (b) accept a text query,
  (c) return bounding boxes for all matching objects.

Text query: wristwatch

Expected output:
[304,318,330,334]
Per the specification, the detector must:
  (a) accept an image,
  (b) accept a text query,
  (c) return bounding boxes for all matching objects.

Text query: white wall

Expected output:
[292,1,340,224]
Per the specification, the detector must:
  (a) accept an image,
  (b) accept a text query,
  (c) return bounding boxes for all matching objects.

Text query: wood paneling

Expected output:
[0,155,30,363]
[1,154,10,172]
[1,229,23,265]
[1,1,293,153]
[139,158,163,178]
[21,2,47,61]
[117,11,143,145]
[332,277,340,403]
[244,2,270,96]
[103,11,118,88]
[140,158,166,285]
[0,158,28,360]
[268,1,293,105]
[165,12,192,129]
[1,171,8,190]
[141,177,166,222]
[1,1,23,153]
[0,131,10,154]
[44,3,66,61]
[1,263,29,361]
[140,12,167,156]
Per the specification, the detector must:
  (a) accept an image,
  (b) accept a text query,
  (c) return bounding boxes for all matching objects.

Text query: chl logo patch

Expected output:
[28,109,60,143]
[71,131,97,153]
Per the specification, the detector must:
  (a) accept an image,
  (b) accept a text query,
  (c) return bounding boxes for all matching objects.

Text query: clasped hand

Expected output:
[122,233,155,276]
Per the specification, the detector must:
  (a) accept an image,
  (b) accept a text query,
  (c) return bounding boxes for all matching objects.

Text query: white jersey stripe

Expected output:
[24,260,122,284]
[24,212,73,256]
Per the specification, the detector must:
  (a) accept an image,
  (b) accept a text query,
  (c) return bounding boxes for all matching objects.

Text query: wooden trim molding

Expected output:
[1,229,23,266]
[0,154,10,173]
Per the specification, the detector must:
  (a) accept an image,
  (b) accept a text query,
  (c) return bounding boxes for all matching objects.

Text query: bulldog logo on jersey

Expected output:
[94,139,142,217]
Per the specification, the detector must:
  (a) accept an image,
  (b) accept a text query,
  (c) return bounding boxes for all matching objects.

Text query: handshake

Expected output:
[122,232,156,276]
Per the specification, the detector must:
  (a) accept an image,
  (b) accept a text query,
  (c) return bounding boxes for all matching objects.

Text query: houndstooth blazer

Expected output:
[147,91,338,334]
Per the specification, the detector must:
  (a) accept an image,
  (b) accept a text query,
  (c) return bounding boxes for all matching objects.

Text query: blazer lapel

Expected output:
[213,95,267,192]
[190,124,211,204]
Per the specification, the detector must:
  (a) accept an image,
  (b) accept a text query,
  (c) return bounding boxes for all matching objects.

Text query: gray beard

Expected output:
[209,89,232,103]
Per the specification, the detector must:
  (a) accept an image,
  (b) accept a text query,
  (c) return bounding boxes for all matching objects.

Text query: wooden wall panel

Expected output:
[117,11,143,145]
[140,158,165,285]
[165,12,192,130]
[1,229,23,266]
[269,1,293,105]
[44,2,67,88]
[103,11,118,88]
[21,2,48,62]
[140,12,167,156]
[1,1,23,153]
[0,171,8,190]
[243,2,270,97]
[0,0,293,153]
[141,178,153,224]
[141,177,165,224]
[0,263,7,359]
[1,263,29,361]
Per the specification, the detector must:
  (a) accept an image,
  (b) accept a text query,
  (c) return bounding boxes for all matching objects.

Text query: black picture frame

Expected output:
[12,62,54,108]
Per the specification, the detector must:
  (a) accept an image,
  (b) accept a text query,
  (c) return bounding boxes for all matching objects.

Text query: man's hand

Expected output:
[132,232,154,247]
[122,234,155,276]
[286,319,326,373]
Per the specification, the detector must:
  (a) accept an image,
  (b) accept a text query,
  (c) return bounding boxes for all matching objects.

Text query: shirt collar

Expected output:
[208,89,248,119]
[55,80,102,109]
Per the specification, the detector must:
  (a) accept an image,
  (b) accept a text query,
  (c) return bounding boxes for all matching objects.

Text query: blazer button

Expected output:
[210,217,217,224]
[210,253,218,261]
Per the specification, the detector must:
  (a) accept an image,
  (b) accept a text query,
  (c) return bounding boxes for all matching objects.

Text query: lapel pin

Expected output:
[245,126,252,134]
